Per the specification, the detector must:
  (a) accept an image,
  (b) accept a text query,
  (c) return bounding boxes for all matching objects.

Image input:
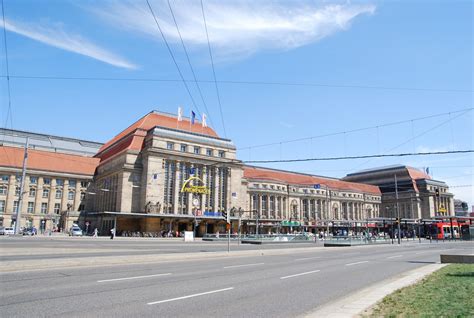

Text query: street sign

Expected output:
[313,184,321,189]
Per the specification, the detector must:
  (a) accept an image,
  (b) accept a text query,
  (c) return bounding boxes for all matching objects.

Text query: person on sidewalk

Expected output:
[93,228,98,237]
[110,228,115,240]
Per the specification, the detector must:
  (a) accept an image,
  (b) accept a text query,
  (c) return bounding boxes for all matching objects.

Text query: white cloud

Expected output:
[87,0,375,60]
[4,19,137,69]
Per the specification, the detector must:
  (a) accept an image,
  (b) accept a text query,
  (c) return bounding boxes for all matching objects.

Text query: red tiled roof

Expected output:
[407,167,431,180]
[1,146,99,176]
[96,111,219,160]
[244,166,381,195]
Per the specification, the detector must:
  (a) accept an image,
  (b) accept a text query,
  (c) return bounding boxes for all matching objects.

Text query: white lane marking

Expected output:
[97,273,171,283]
[280,270,320,280]
[223,263,264,269]
[386,255,403,259]
[415,251,428,255]
[295,257,321,261]
[345,261,369,266]
[147,287,234,305]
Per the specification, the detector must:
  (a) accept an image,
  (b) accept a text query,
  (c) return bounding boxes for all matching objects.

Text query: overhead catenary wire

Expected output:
[240,108,472,150]
[0,75,472,93]
[1,0,12,131]
[167,0,214,129]
[200,0,227,138]
[243,150,474,164]
[145,0,202,119]
[350,108,472,172]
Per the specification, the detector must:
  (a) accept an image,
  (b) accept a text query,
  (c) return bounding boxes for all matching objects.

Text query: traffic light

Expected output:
[222,211,228,222]
[435,188,440,198]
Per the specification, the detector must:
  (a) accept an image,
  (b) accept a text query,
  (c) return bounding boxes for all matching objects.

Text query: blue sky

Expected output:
[1,0,472,205]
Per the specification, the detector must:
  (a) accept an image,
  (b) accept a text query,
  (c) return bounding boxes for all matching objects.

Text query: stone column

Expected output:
[201,167,207,213]
[213,167,219,212]
[173,162,180,214]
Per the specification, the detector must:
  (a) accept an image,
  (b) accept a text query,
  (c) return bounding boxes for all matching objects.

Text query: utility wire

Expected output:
[200,0,227,138]
[240,108,472,150]
[1,75,471,93]
[350,109,471,172]
[1,0,13,167]
[1,0,12,131]
[243,150,474,164]
[145,0,202,118]
[167,0,214,129]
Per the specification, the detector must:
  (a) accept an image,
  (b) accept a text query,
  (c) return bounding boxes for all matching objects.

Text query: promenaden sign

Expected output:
[180,176,210,195]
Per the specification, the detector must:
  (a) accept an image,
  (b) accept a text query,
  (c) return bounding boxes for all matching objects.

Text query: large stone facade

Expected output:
[3,112,460,237]
[343,165,455,219]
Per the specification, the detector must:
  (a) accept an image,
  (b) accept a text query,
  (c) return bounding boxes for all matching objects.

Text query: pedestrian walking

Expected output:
[110,228,115,240]
[93,228,98,237]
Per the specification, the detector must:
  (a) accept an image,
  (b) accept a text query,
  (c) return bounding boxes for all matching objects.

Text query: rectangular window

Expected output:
[54,203,60,214]
[30,176,38,184]
[194,146,200,154]
[13,201,19,213]
[43,178,51,185]
[80,181,89,188]
[41,203,48,214]
[180,144,187,152]
[27,202,34,213]
[218,150,225,158]
[0,200,5,213]
[0,175,9,182]
[80,192,86,200]
[29,187,36,197]
[15,187,20,196]
[42,189,49,198]
[0,185,7,195]
[166,142,174,150]
[68,191,75,200]
[55,190,62,199]
[206,149,213,156]
[68,180,76,188]
[56,179,64,186]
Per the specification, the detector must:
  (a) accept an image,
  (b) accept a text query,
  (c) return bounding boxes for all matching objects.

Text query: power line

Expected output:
[145,0,202,118]
[1,75,472,93]
[167,0,214,129]
[239,108,472,150]
[1,0,12,131]
[200,0,227,138]
[243,150,474,164]
[350,109,471,172]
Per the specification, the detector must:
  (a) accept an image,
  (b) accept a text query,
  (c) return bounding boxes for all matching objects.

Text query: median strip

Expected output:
[97,273,171,283]
[147,287,234,305]
[280,270,320,280]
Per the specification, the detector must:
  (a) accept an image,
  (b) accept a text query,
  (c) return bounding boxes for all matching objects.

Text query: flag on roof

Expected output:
[202,114,207,127]
[191,111,196,125]
[177,107,183,121]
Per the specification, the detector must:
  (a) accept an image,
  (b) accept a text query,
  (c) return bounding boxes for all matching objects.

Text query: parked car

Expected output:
[69,226,83,236]
[22,227,36,236]
[0,227,5,235]
[3,227,15,235]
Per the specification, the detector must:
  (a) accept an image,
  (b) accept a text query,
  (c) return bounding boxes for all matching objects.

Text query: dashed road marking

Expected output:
[147,287,234,305]
[280,270,321,280]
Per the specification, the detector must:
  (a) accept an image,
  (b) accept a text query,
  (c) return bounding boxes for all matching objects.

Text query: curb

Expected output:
[303,263,447,318]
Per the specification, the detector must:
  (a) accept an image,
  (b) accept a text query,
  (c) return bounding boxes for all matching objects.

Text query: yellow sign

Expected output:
[181,176,210,195]
[439,204,447,213]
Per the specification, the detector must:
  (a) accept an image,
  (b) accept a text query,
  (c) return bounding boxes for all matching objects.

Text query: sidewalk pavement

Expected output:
[303,263,446,318]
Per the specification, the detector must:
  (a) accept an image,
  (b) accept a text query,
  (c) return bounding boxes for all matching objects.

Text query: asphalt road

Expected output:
[0,239,472,317]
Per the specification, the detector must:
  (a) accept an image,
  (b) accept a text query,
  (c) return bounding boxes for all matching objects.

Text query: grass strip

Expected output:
[365,264,474,317]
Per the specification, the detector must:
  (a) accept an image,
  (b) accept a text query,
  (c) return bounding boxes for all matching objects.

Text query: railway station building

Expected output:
[0,110,455,236]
